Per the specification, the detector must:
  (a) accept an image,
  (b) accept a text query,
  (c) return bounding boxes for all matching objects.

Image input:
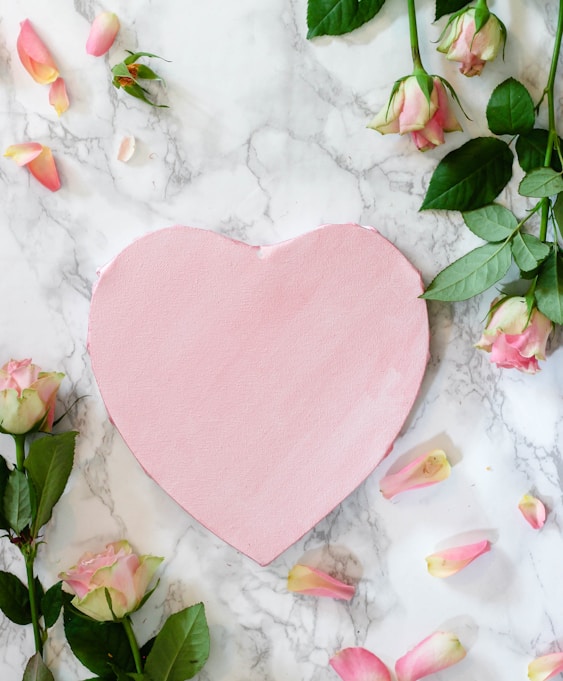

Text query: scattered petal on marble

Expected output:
[519,494,546,530]
[117,136,136,162]
[395,631,466,681]
[330,647,391,681]
[380,449,451,499]
[426,539,491,578]
[528,652,563,681]
[86,12,120,56]
[287,564,355,600]
[49,77,70,116]
[17,19,59,84]
[5,143,61,192]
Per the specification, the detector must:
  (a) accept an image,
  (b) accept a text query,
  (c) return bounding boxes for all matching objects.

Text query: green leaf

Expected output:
[516,129,563,173]
[422,242,512,301]
[0,454,10,530]
[511,233,551,273]
[435,0,471,20]
[553,192,563,236]
[0,570,32,625]
[63,603,135,677]
[144,603,210,681]
[519,168,563,198]
[421,138,514,211]
[23,653,55,681]
[124,51,169,64]
[42,581,64,628]
[25,432,76,536]
[4,468,32,533]
[462,204,518,242]
[536,250,563,324]
[306,0,386,38]
[486,78,535,136]
[135,65,161,81]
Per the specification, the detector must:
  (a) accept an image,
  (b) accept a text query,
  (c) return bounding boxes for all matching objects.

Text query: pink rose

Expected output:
[0,359,64,434]
[60,540,163,621]
[476,297,552,373]
[368,75,462,151]
[437,8,505,77]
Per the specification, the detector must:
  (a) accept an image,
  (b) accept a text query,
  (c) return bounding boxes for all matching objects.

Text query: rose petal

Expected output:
[287,564,355,600]
[27,146,61,191]
[380,449,451,499]
[528,652,563,681]
[4,143,43,166]
[117,135,136,162]
[86,12,120,56]
[17,19,59,85]
[395,631,466,681]
[519,494,547,530]
[49,77,70,116]
[330,648,392,681]
[426,539,491,578]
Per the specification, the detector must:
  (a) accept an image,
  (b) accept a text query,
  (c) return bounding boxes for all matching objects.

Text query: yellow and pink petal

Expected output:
[518,494,546,530]
[5,143,61,192]
[86,12,120,56]
[380,449,451,499]
[395,631,466,681]
[528,652,563,681]
[17,19,59,85]
[330,647,391,681]
[426,539,491,578]
[287,564,355,601]
[49,77,70,116]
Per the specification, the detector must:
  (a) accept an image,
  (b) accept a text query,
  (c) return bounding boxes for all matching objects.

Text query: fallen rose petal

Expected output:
[86,12,120,56]
[17,19,59,85]
[287,564,355,600]
[4,143,43,166]
[519,494,546,530]
[49,77,69,116]
[395,631,466,681]
[117,135,136,162]
[330,647,391,681]
[426,539,491,578]
[380,449,451,499]
[5,144,61,191]
[528,652,563,681]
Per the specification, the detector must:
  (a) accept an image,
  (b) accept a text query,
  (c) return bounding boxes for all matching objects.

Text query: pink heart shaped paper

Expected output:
[88,224,428,565]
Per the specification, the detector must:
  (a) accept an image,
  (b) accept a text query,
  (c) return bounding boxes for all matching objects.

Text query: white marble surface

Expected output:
[1,0,562,679]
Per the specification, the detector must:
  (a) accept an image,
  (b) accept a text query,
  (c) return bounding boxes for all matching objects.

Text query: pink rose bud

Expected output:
[368,74,462,151]
[59,540,163,621]
[0,359,64,435]
[476,296,552,374]
[437,7,505,77]
[86,11,120,56]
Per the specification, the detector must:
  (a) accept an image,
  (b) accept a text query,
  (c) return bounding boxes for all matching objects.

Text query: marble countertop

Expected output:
[1,1,562,679]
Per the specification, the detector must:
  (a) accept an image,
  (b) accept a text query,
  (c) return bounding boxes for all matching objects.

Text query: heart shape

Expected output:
[88,224,428,565]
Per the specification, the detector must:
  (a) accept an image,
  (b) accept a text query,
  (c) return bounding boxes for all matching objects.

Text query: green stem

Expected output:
[407,0,424,71]
[13,434,26,471]
[122,616,143,674]
[540,0,563,242]
[24,550,43,655]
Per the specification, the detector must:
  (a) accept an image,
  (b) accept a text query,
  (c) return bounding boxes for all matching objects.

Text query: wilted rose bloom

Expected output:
[368,75,461,151]
[476,297,552,373]
[0,359,64,434]
[60,540,163,621]
[437,8,505,77]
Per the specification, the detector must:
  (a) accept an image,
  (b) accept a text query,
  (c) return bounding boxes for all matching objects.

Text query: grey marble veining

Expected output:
[0,1,562,679]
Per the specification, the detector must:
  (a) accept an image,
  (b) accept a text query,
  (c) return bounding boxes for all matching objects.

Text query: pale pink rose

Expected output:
[437,8,505,77]
[86,12,120,56]
[0,359,64,434]
[60,540,163,621]
[476,297,552,374]
[368,75,461,151]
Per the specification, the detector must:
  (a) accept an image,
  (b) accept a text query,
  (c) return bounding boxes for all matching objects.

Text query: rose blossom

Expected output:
[368,75,462,151]
[60,540,163,621]
[476,296,552,373]
[0,359,64,434]
[437,7,505,77]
